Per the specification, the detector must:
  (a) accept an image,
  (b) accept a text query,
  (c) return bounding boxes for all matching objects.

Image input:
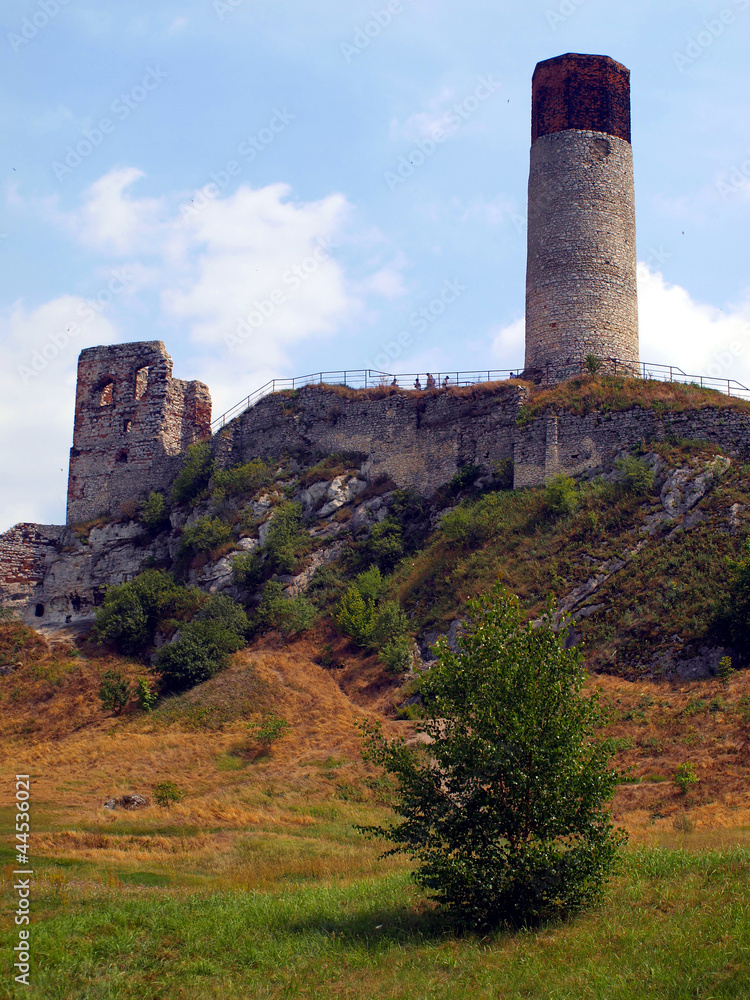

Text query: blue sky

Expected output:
[2,0,750,531]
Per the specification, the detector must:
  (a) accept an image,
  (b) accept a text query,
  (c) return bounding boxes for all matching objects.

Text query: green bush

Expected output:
[335,587,376,646]
[136,676,157,712]
[171,442,214,507]
[543,475,579,517]
[211,459,272,501]
[93,570,202,657]
[264,502,312,574]
[232,550,263,590]
[717,537,750,648]
[335,583,410,661]
[155,619,245,691]
[364,518,404,573]
[196,593,249,638]
[354,566,387,603]
[248,713,289,749]
[153,780,182,808]
[256,581,317,637]
[674,762,699,794]
[615,455,655,496]
[370,600,409,649]
[361,585,625,930]
[98,668,131,715]
[380,635,413,674]
[139,492,170,532]
[178,516,233,558]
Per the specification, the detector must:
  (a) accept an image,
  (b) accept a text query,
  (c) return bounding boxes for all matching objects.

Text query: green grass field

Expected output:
[2,841,749,999]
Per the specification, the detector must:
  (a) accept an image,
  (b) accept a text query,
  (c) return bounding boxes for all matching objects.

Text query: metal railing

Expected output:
[210,361,750,433]
[210,368,520,431]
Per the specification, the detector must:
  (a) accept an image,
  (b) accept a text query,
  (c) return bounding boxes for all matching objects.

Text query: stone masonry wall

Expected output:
[525,53,638,382]
[525,129,638,378]
[67,341,211,525]
[514,405,750,487]
[0,524,66,618]
[216,383,527,494]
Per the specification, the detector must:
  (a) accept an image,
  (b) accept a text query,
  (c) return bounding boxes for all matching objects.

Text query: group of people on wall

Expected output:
[405,374,451,391]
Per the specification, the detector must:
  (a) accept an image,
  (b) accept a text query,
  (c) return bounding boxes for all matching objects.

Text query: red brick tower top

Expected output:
[531,53,631,144]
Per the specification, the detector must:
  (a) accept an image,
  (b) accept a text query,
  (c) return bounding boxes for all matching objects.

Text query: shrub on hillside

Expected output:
[352,566,387,602]
[380,635,413,674]
[361,586,625,930]
[263,501,312,574]
[615,455,654,497]
[171,442,214,507]
[335,580,410,667]
[98,668,131,715]
[363,518,404,573]
[232,550,263,589]
[211,459,273,501]
[153,780,182,808]
[178,516,233,558]
[93,571,203,657]
[716,536,750,648]
[139,492,170,533]
[255,581,317,637]
[156,618,245,691]
[335,586,376,646]
[543,475,579,517]
[196,593,250,637]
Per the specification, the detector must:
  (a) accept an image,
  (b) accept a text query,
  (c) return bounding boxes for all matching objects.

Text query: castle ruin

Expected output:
[67,341,211,524]
[524,53,639,380]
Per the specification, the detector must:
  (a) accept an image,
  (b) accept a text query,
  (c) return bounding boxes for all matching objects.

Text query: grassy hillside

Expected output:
[4,380,750,996]
[2,621,750,997]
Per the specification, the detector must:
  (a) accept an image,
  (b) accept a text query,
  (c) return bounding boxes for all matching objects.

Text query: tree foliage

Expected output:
[361,586,625,930]
[92,570,202,657]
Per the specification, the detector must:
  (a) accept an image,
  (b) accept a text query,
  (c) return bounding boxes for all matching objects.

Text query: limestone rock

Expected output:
[318,476,367,518]
[103,794,149,810]
[660,456,730,517]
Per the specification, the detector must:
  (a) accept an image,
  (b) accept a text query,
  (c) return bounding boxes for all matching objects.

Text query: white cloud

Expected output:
[0,168,407,527]
[390,87,457,142]
[68,167,169,255]
[637,264,750,384]
[0,297,119,532]
[491,316,525,367]
[489,268,750,387]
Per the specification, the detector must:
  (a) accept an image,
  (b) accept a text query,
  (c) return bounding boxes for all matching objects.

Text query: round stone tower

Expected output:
[524,53,638,382]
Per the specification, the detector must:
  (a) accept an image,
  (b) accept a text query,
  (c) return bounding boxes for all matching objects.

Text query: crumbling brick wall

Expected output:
[66,341,210,524]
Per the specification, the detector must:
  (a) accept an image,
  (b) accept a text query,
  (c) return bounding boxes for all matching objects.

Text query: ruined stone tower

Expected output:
[67,341,211,524]
[524,53,639,381]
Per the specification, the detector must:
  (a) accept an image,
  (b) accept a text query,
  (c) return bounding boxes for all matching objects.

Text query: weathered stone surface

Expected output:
[67,341,210,524]
[660,456,730,517]
[103,794,149,810]
[526,55,638,382]
[217,383,525,496]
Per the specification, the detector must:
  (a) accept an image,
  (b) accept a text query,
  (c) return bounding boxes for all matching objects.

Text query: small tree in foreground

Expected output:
[361,586,625,931]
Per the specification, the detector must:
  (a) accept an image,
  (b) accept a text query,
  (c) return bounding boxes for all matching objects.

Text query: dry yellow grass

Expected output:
[3,617,750,895]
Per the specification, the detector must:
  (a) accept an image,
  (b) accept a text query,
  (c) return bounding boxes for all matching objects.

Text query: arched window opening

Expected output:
[99,382,114,407]
[134,366,150,400]
[123,419,132,434]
